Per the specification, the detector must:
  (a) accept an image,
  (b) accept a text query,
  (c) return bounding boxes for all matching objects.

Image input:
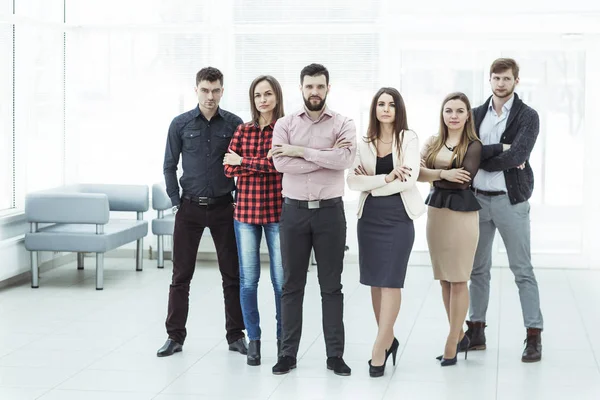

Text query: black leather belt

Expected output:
[471,188,506,197]
[183,194,233,206]
[284,197,342,209]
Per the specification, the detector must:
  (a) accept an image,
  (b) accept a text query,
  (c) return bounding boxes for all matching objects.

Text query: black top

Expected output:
[425,141,483,212]
[375,153,393,175]
[473,93,540,204]
[163,106,243,206]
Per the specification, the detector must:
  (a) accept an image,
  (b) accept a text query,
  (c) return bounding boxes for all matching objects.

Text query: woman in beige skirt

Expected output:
[418,92,482,366]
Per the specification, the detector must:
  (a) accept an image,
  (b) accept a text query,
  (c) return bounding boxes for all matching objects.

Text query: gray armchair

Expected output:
[24,184,149,290]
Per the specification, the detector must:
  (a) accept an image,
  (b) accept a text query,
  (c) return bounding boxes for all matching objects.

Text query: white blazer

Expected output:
[347,130,425,220]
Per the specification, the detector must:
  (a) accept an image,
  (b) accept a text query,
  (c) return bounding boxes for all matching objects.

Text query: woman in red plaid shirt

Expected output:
[223,75,285,367]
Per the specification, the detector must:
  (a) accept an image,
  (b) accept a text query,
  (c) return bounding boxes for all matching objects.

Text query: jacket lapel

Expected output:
[474,96,492,135]
[365,139,378,175]
[504,93,523,131]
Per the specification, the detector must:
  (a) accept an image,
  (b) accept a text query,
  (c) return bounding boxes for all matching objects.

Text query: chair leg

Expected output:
[136,238,143,271]
[157,235,164,269]
[96,253,104,290]
[31,251,39,288]
[77,252,84,270]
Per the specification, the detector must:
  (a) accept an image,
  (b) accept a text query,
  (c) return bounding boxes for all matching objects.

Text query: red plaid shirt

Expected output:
[224,122,283,225]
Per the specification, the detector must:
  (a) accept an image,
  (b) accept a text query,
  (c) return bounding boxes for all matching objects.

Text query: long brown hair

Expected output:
[424,92,480,168]
[365,87,408,156]
[249,75,285,125]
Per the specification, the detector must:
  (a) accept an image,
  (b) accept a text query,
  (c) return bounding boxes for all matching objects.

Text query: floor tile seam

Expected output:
[565,270,600,373]
[382,276,435,399]
[151,338,224,398]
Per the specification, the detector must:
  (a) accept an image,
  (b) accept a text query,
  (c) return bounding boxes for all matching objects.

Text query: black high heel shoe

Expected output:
[436,336,470,366]
[368,337,399,378]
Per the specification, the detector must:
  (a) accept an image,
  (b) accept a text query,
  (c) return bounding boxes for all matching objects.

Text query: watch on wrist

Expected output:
[172,206,179,214]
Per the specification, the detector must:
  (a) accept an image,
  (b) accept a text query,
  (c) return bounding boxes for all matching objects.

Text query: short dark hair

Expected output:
[490,58,519,80]
[196,67,223,86]
[249,75,285,125]
[300,63,329,85]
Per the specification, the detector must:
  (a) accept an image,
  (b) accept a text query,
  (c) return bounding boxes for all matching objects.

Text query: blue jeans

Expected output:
[234,220,284,341]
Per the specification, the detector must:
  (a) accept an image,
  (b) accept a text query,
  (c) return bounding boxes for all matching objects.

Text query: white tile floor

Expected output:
[1,258,599,399]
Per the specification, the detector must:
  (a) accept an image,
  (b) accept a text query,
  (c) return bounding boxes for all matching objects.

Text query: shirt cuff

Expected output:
[170,196,181,207]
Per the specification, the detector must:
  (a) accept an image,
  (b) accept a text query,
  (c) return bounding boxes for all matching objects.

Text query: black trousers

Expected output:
[279,200,347,358]
[165,199,245,345]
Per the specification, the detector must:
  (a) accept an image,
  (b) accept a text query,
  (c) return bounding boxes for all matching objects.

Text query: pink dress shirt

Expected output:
[272,107,356,201]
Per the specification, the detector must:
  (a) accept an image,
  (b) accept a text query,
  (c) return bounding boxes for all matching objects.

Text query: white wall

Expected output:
[2,1,600,285]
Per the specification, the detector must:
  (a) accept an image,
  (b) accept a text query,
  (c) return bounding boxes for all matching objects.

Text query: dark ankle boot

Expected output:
[247,340,261,366]
[521,328,542,363]
[464,321,487,351]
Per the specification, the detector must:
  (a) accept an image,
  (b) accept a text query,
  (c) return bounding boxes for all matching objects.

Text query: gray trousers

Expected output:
[279,201,347,359]
[469,193,543,329]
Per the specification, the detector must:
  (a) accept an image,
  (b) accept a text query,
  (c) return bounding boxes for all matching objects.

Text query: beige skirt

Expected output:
[426,206,479,282]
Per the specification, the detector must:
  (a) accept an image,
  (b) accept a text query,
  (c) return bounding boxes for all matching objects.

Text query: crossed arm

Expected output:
[223,125,278,178]
[480,110,539,171]
[418,139,482,189]
[271,117,357,173]
[347,134,421,196]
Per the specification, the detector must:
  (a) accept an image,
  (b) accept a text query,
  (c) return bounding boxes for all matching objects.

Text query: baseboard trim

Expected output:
[0,252,77,289]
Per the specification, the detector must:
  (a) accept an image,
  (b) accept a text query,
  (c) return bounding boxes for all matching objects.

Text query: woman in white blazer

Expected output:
[347,87,425,377]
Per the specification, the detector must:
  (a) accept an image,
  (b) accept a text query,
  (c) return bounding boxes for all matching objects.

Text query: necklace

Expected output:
[379,137,392,144]
[444,142,458,151]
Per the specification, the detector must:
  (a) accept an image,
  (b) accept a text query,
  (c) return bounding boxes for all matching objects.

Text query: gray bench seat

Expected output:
[26,220,148,253]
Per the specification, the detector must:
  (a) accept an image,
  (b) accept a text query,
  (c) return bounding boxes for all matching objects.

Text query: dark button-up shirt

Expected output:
[163,106,243,206]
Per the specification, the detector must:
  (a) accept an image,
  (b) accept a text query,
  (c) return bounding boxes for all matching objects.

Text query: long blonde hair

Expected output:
[424,92,480,169]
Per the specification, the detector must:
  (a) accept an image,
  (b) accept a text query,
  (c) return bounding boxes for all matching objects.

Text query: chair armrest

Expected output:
[152,183,172,211]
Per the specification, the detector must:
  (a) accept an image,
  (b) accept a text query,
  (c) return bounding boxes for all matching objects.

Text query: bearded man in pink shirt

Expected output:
[269,64,356,376]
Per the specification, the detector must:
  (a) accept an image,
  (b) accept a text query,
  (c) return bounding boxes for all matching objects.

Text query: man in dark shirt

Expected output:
[157,67,247,357]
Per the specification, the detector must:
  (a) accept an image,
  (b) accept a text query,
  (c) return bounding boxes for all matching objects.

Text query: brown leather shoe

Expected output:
[521,328,542,363]
[463,321,487,351]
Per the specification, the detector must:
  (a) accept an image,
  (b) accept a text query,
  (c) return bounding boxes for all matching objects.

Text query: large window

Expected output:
[3,0,599,269]
[1,0,65,213]
[0,2,13,211]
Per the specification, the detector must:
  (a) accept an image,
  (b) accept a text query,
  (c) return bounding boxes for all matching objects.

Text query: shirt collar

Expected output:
[297,105,333,121]
[194,105,224,120]
[488,94,515,113]
[252,120,276,129]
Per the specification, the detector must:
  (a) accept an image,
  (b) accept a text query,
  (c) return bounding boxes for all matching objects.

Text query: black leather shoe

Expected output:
[437,336,470,361]
[272,355,297,375]
[370,337,399,377]
[521,328,542,363]
[228,337,248,355]
[327,356,351,376]
[247,340,261,366]
[156,339,182,357]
